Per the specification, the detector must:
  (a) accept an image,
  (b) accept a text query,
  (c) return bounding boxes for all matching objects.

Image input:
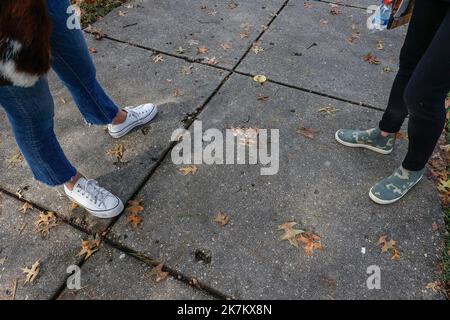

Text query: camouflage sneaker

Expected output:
[369,166,425,205]
[335,127,395,154]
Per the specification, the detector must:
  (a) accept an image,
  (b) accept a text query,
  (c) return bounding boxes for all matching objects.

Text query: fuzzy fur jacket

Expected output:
[0,0,52,87]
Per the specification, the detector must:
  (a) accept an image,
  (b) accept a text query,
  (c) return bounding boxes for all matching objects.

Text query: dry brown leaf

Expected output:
[318,106,339,115]
[19,202,33,214]
[214,212,229,227]
[69,202,79,211]
[126,199,144,229]
[196,47,209,55]
[152,54,165,63]
[151,263,169,282]
[179,165,198,176]
[77,239,101,261]
[205,57,219,65]
[107,144,125,161]
[239,31,250,39]
[34,211,58,238]
[7,152,23,168]
[297,127,317,139]
[127,212,143,229]
[85,25,105,40]
[182,64,194,75]
[363,53,381,65]
[376,40,385,50]
[220,43,232,50]
[173,88,183,97]
[329,4,341,15]
[22,260,40,284]
[251,42,264,54]
[297,232,324,256]
[425,281,442,292]
[257,94,270,101]
[278,222,304,248]
[378,235,401,260]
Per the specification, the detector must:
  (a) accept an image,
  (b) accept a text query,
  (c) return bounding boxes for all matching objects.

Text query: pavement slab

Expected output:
[0,36,226,233]
[93,0,286,69]
[236,0,407,109]
[0,193,85,300]
[59,244,211,300]
[108,73,444,299]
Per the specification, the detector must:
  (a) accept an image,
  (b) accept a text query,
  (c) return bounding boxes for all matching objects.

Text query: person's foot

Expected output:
[64,177,124,218]
[108,103,158,139]
[335,127,395,154]
[369,166,425,205]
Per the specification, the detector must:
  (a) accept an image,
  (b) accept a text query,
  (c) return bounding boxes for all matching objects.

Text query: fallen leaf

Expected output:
[179,165,198,176]
[0,257,6,265]
[127,212,143,229]
[297,232,324,256]
[85,25,105,40]
[278,222,304,248]
[425,281,441,293]
[239,31,250,39]
[329,4,341,15]
[257,94,270,101]
[7,152,23,168]
[205,57,219,65]
[77,239,101,261]
[107,144,125,161]
[173,88,183,97]
[182,64,194,75]
[22,260,40,284]
[376,40,385,50]
[378,235,401,260]
[253,75,267,84]
[151,263,169,282]
[69,202,79,211]
[297,127,317,139]
[228,1,238,9]
[196,47,209,55]
[126,198,144,213]
[363,53,381,65]
[251,42,264,54]
[214,212,229,227]
[318,106,339,115]
[34,211,58,238]
[220,43,232,50]
[88,47,97,54]
[304,1,313,9]
[19,202,33,214]
[175,46,187,54]
[152,54,165,63]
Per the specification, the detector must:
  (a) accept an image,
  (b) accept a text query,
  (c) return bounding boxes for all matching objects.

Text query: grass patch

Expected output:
[74,0,127,27]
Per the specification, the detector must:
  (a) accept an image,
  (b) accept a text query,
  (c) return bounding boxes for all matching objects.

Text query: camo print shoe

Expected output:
[369,166,425,205]
[335,127,395,154]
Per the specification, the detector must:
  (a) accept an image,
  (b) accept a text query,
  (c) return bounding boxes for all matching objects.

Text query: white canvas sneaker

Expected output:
[64,177,124,219]
[108,103,158,139]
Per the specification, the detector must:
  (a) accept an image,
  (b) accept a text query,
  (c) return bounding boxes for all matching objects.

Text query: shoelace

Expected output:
[79,179,110,208]
[125,107,140,121]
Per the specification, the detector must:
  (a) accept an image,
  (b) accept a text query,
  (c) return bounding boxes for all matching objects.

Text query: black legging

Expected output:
[379,0,450,171]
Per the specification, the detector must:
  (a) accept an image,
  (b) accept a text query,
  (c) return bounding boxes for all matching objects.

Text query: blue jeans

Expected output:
[0,0,119,186]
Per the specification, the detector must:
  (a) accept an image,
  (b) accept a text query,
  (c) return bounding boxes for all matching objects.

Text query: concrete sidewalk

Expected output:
[0,0,445,299]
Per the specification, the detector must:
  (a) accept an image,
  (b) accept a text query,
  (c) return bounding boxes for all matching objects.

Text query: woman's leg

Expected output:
[45,0,122,125]
[0,78,77,186]
[378,0,448,134]
[402,6,450,171]
[369,4,450,205]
